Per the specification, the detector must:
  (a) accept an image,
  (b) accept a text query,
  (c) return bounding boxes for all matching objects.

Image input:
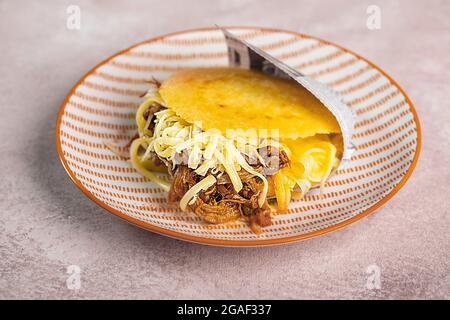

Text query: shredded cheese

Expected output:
[179,175,217,211]
[139,106,272,208]
[130,137,171,192]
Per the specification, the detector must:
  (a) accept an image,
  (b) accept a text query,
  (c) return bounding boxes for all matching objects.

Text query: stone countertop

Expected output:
[0,0,449,299]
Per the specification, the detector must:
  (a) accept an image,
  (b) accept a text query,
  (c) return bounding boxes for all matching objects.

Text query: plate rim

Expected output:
[55,26,422,247]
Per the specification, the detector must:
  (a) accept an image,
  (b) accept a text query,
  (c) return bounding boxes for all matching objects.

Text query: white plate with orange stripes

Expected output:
[56,27,421,246]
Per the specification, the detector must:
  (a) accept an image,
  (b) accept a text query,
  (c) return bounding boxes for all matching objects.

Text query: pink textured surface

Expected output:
[0,0,448,299]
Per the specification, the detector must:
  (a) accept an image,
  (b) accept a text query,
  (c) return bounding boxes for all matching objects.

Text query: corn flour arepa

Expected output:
[128,67,343,234]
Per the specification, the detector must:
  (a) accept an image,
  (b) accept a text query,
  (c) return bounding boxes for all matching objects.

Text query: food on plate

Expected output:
[128,67,342,233]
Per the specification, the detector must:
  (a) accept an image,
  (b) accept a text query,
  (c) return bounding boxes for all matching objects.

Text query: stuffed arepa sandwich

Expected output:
[129,67,343,234]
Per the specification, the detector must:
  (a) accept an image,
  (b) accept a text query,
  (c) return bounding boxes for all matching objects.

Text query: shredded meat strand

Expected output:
[168,165,197,204]
[124,132,140,150]
[260,146,289,175]
[142,103,163,132]
[191,198,242,224]
[168,165,273,232]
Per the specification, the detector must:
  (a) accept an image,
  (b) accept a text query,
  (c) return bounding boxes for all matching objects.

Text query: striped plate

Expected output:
[56,27,421,246]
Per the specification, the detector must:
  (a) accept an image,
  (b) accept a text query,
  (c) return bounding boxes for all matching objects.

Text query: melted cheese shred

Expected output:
[130,136,171,192]
[179,175,217,211]
[273,137,338,211]
[135,92,164,137]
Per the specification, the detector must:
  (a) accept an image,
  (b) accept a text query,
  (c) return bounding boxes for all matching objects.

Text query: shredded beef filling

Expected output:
[260,145,289,175]
[166,145,288,232]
